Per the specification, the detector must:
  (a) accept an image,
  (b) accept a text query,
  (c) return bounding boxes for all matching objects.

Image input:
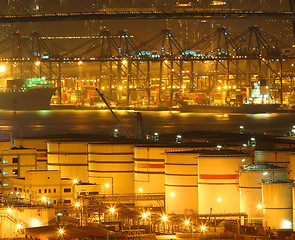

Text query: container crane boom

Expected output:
[95,88,130,138]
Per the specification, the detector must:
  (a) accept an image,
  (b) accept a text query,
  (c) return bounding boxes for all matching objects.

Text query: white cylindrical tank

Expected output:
[289,152,295,181]
[239,164,288,223]
[165,151,199,215]
[47,141,89,182]
[254,150,290,169]
[262,182,292,230]
[292,186,295,231]
[198,150,251,215]
[88,143,134,195]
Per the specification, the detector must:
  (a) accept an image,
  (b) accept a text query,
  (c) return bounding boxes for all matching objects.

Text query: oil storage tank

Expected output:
[165,150,199,215]
[47,141,89,182]
[254,150,290,170]
[288,152,295,181]
[198,150,251,215]
[262,182,292,230]
[239,164,288,223]
[134,143,215,207]
[88,143,134,195]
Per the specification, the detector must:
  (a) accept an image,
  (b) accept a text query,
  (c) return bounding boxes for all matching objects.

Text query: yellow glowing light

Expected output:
[35,61,41,66]
[110,207,115,213]
[217,197,222,202]
[200,225,206,232]
[138,188,143,193]
[75,202,80,207]
[122,60,127,64]
[16,223,22,230]
[170,192,175,197]
[7,208,12,213]
[257,204,262,209]
[78,61,83,66]
[147,212,151,216]
[105,183,110,188]
[217,86,221,90]
[142,213,148,218]
[164,60,168,64]
[162,215,168,221]
[119,86,123,90]
[0,65,6,72]
[181,86,186,89]
[185,220,190,226]
[41,196,46,201]
[73,179,78,184]
[58,228,64,235]
[101,86,105,90]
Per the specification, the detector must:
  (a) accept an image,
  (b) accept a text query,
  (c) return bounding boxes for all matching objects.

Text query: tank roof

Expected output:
[166,149,249,155]
[241,163,285,171]
[134,142,217,148]
[263,180,291,184]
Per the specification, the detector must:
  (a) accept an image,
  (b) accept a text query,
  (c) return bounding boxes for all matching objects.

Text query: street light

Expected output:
[58,227,65,238]
[184,220,193,238]
[109,207,119,225]
[0,65,6,73]
[41,196,49,205]
[7,208,12,213]
[162,214,168,233]
[16,223,22,230]
[75,201,83,226]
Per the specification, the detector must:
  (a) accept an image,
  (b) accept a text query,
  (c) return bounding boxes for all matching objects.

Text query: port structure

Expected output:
[0,25,293,106]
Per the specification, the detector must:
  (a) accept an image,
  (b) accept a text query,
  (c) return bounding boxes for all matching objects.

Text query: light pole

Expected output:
[185,220,193,239]
[73,179,78,200]
[110,207,118,226]
[162,214,168,233]
[75,201,83,226]
[58,227,64,239]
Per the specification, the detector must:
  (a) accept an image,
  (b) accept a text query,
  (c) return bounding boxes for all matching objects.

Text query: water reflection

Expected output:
[0,110,292,140]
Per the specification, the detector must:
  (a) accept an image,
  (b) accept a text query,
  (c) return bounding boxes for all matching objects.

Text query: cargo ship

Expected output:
[178,101,281,114]
[0,87,56,110]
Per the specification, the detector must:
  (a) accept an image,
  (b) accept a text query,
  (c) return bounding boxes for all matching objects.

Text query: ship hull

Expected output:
[0,88,56,110]
[179,102,281,114]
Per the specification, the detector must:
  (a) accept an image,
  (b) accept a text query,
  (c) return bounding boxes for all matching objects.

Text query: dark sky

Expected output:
[0,0,294,46]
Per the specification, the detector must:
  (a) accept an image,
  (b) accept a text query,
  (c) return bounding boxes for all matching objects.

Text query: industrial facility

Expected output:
[0,131,294,238]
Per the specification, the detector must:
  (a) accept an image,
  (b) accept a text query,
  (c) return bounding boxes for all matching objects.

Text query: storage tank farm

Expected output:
[134,143,216,207]
[47,141,89,182]
[262,182,293,230]
[165,151,199,215]
[239,164,289,223]
[88,143,134,195]
[198,150,252,215]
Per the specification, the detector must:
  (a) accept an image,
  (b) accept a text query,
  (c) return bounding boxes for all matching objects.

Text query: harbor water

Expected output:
[0,109,294,140]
